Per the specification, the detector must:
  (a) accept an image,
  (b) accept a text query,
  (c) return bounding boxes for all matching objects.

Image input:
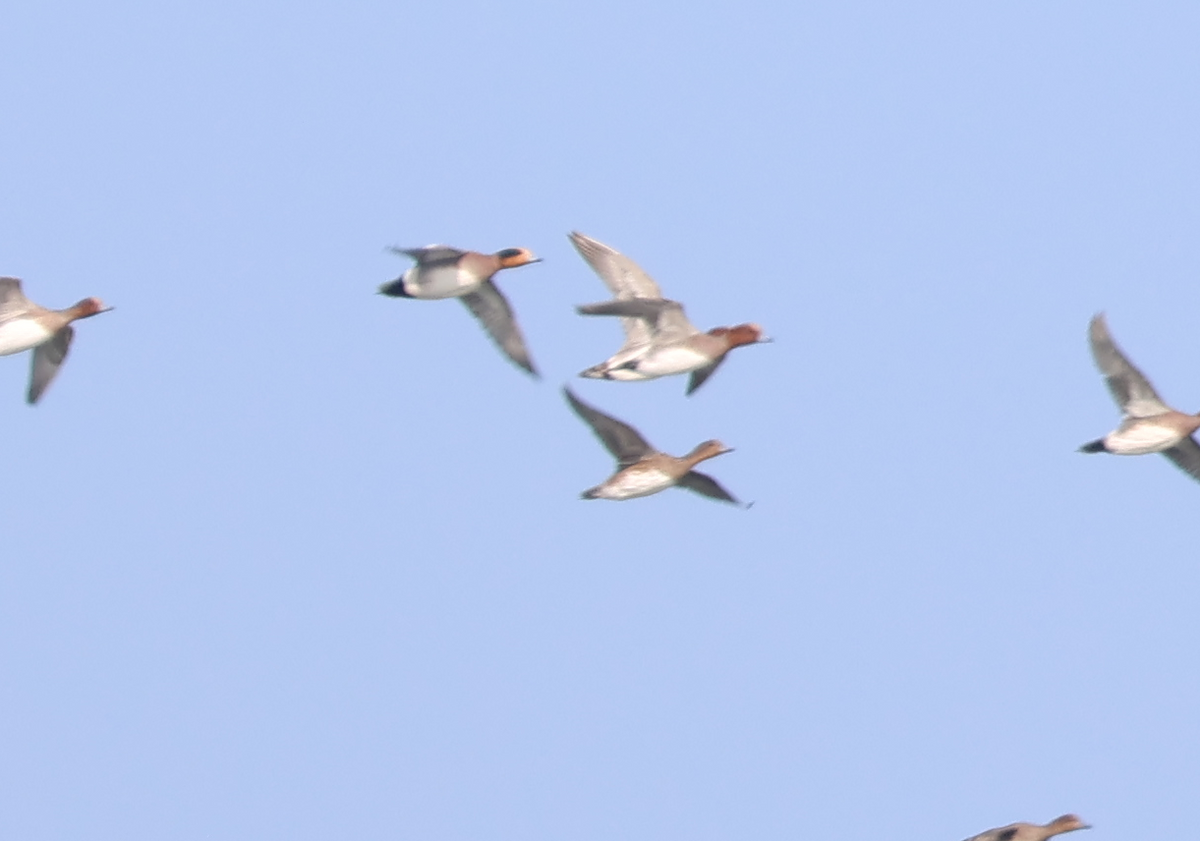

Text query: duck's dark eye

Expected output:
[498,248,523,259]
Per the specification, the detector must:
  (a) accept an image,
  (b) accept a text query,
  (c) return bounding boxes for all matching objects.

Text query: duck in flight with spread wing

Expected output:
[569,231,768,395]
[379,245,542,376]
[563,387,746,506]
[1080,313,1200,482]
[0,278,111,404]
[960,814,1090,841]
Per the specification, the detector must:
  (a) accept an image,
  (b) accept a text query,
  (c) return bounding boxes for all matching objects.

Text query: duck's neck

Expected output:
[61,299,99,321]
[683,443,723,467]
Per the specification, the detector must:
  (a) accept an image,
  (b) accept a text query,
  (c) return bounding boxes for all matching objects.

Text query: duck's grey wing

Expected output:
[460,281,537,376]
[389,245,464,267]
[575,298,677,323]
[677,470,742,505]
[563,387,654,466]
[0,278,33,321]
[569,232,664,348]
[27,325,73,404]
[575,298,699,342]
[568,232,663,299]
[575,300,653,348]
[1089,314,1169,417]
[1164,436,1200,483]
[686,355,728,396]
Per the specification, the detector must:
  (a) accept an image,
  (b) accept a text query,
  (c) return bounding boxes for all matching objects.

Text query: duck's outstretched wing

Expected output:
[1164,436,1200,483]
[389,245,464,266]
[0,278,33,322]
[27,325,73,404]
[677,470,742,506]
[569,232,665,348]
[686,356,728,396]
[563,387,654,466]
[575,298,699,344]
[1088,314,1169,418]
[460,281,537,377]
[568,232,663,298]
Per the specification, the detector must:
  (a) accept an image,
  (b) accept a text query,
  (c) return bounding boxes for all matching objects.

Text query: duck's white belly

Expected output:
[596,467,675,500]
[405,266,480,300]
[0,320,52,356]
[633,344,710,377]
[1106,421,1184,455]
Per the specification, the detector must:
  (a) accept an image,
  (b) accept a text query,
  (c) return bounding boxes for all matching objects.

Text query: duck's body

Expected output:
[591,343,714,382]
[1087,411,1200,456]
[0,278,111,404]
[0,317,56,356]
[962,814,1090,841]
[383,247,517,300]
[584,461,677,501]
[563,387,743,505]
[569,232,767,395]
[380,245,542,376]
[1081,313,1200,481]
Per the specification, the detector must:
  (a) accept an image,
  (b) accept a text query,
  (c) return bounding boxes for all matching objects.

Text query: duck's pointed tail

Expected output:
[578,364,610,380]
[1078,438,1108,453]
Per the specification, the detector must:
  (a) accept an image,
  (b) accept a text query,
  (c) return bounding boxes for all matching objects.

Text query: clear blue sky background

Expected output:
[2,2,1198,839]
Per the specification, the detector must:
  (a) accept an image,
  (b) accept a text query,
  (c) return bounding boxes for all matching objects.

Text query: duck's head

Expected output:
[689,439,734,462]
[495,247,542,269]
[709,322,769,348]
[70,297,112,320]
[1047,816,1091,835]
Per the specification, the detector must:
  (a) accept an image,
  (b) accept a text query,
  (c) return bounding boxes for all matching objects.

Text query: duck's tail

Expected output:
[578,364,610,380]
[1078,438,1108,454]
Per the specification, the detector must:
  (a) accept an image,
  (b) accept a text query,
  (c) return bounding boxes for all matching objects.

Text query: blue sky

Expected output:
[2,1,1199,839]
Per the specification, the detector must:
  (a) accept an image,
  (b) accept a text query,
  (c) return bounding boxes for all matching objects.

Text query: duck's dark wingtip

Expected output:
[377,280,412,298]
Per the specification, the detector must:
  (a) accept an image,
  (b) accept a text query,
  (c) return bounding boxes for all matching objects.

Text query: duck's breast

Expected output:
[633,343,712,377]
[0,319,53,356]
[405,265,482,299]
[595,466,676,500]
[1106,419,1186,454]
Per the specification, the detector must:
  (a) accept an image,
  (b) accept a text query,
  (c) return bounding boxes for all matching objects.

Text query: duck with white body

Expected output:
[1080,313,1200,481]
[0,278,111,404]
